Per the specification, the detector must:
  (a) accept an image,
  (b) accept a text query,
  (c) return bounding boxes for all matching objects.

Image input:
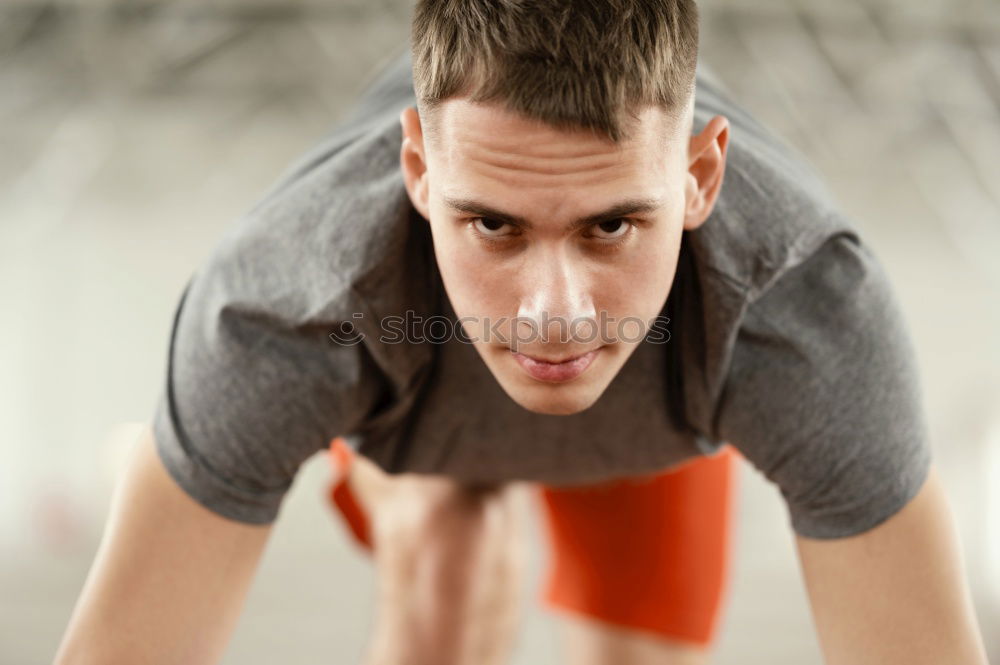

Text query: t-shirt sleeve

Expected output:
[711,232,933,539]
[151,258,390,525]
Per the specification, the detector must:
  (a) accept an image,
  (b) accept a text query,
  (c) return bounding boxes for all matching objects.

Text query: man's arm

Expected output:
[53,424,272,665]
[795,463,989,665]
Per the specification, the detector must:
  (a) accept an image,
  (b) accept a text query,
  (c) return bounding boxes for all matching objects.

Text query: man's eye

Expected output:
[591,218,633,240]
[471,217,513,236]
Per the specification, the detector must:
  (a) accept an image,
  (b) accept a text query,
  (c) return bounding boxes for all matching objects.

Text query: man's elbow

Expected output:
[794,465,990,665]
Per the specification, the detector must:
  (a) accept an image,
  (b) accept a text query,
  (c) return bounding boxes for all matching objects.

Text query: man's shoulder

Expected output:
[677,75,873,439]
[187,103,433,344]
[691,73,858,300]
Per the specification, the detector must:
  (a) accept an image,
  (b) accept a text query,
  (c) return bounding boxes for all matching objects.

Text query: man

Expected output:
[55,2,989,665]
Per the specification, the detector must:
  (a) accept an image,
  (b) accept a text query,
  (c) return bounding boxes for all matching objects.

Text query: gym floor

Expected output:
[1,0,998,663]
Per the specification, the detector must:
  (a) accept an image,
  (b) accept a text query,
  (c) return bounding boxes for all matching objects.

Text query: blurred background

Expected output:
[1,0,998,662]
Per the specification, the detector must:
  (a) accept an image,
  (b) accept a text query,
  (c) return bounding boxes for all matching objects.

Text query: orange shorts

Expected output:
[326,438,740,647]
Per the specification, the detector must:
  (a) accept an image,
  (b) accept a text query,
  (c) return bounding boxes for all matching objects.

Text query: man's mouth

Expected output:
[510,347,602,383]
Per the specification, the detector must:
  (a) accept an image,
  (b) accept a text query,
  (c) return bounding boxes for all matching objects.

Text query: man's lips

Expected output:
[516,349,595,364]
[510,347,602,383]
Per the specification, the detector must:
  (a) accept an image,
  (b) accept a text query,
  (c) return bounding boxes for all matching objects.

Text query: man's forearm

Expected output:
[53,427,271,665]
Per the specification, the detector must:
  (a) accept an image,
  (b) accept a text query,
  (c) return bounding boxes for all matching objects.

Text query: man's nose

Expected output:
[516,252,597,345]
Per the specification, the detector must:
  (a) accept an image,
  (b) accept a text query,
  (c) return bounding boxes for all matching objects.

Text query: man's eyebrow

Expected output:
[442,195,664,231]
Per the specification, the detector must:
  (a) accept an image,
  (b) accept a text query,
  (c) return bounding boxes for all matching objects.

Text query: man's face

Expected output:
[401,99,725,416]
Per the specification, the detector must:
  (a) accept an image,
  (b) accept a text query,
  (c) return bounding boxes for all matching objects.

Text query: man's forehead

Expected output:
[425,98,684,163]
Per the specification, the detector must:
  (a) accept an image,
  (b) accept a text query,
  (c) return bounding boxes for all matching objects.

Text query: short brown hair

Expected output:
[411,0,700,144]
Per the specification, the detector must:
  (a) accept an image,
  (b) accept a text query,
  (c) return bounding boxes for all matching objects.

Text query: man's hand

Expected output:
[795,463,989,665]
[345,454,529,665]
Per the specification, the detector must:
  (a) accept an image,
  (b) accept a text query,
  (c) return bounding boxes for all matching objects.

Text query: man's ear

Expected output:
[400,106,431,221]
[683,114,730,231]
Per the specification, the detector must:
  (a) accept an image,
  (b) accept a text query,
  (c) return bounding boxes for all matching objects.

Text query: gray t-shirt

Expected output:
[152,51,932,539]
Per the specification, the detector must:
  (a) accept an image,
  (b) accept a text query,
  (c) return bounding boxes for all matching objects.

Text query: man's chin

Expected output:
[496,377,605,415]
[512,396,596,416]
